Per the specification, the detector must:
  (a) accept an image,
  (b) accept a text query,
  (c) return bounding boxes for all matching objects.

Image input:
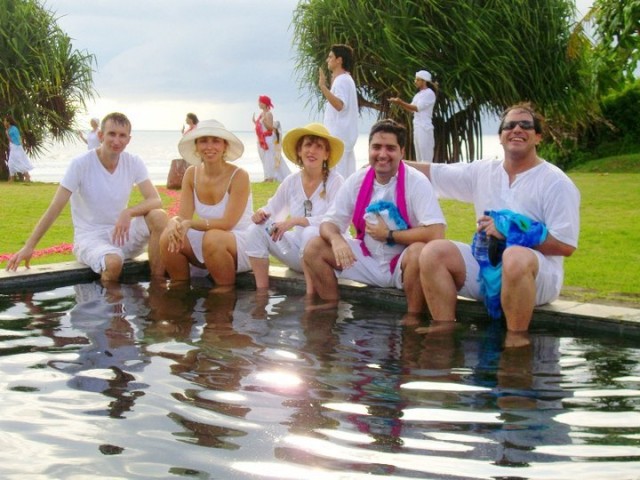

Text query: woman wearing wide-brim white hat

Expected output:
[245,122,346,293]
[160,119,254,287]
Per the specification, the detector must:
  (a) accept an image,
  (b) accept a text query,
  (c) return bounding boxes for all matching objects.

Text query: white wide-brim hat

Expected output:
[416,70,432,83]
[178,119,244,164]
[282,123,344,169]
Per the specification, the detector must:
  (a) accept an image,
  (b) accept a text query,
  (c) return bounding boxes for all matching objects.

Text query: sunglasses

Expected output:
[501,120,536,131]
[303,199,313,217]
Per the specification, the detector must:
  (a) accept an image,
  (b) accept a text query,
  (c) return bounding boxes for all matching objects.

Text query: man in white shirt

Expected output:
[6,112,167,283]
[319,44,359,179]
[389,70,437,162]
[410,103,580,340]
[303,119,446,313]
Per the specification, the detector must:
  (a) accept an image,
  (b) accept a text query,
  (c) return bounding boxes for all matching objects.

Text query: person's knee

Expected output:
[146,209,168,233]
[502,247,537,281]
[419,239,451,269]
[302,236,329,266]
[102,254,124,281]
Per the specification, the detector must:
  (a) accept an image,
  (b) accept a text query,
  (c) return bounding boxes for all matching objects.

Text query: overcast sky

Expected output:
[50,0,594,133]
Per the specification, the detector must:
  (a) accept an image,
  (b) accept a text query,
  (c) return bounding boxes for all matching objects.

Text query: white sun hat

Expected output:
[178,119,244,164]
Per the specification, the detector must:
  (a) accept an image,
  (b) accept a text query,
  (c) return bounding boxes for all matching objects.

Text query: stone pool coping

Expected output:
[1,256,639,336]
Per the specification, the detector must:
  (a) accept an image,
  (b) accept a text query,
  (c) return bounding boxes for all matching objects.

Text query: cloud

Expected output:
[50,0,308,130]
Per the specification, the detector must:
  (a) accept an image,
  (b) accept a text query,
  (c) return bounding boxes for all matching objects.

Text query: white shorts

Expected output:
[335,237,406,289]
[453,241,563,306]
[73,216,150,274]
[245,223,321,273]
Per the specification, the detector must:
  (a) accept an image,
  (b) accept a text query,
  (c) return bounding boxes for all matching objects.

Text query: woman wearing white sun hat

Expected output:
[245,123,345,293]
[160,119,253,288]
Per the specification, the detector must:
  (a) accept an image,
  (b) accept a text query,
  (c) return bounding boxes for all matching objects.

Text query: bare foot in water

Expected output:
[401,312,425,327]
[304,295,339,312]
[415,320,457,335]
[504,330,531,348]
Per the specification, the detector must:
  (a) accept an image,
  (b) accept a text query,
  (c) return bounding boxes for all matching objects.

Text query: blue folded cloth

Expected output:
[473,210,548,319]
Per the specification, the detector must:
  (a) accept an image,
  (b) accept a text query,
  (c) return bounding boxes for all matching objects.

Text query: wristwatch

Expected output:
[386,229,395,246]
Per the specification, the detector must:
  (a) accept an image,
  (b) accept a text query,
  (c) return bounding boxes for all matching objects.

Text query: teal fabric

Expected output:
[473,210,548,319]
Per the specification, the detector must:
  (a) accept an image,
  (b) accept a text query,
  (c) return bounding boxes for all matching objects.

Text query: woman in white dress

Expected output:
[252,95,290,182]
[160,119,253,289]
[246,123,344,293]
[4,115,34,182]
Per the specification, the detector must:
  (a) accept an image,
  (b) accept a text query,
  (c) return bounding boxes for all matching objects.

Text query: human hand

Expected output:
[476,214,504,240]
[252,209,270,224]
[112,210,132,246]
[5,246,34,271]
[365,214,389,242]
[167,217,187,253]
[389,97,400,104]
[318,67,326,88]
[331,237,356,269]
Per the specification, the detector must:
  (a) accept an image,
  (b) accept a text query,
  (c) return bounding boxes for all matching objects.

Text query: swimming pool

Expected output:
[1,280,639,479]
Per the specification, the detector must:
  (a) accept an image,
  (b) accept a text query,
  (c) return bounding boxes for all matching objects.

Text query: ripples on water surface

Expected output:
[1,281,639,479]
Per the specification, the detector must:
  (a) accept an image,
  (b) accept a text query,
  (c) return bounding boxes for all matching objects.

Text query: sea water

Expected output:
[30,131,504,185]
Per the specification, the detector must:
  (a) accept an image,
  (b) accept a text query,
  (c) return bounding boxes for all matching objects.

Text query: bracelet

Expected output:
[386,229,395,246]
[204,218,210,230]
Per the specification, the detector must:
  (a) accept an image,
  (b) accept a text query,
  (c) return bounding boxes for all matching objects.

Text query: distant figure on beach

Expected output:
[5,112,167,283]
[182,113,199,135]
[160,119,253,290]
[4,115,34,182]
[409,102,580,340]
[252,95,290,182]
[246,123,345,292]
[303,119,446,312]
[389,70,437,162]
[319,44,359,179]
[77,117,101,150]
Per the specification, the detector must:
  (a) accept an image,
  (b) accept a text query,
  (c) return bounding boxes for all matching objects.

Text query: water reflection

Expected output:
[0,283,639,478]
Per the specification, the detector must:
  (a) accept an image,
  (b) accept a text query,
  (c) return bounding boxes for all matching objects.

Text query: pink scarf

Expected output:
[254,114,273,151]
[352,161,411,273]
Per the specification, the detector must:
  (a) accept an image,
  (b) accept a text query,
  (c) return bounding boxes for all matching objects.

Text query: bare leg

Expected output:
[202,230,238,287]
[501,246,538,332]
[249,256,270,289]
[101,253,124,283]
[419,240,466,322]
[159,227,191,281]
[145,209,168,278]
[302,236,340,303]
[401,242,426,313]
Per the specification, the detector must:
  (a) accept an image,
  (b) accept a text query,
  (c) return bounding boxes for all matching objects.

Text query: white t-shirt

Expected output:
[323,73,359,151]
[323,163,446,265]
[430,158,580,271]
[411,88,436,129]
[61,150,150,242]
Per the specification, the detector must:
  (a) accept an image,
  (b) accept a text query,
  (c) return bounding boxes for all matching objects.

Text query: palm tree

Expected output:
[0,0,95,180]
[293,0,595,163]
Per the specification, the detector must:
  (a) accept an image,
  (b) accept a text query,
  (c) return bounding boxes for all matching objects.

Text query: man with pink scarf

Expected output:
[303,119,446,313]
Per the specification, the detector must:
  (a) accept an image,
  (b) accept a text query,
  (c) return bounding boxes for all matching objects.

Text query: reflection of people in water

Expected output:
[48,281,149,418]
[144,280,198,342]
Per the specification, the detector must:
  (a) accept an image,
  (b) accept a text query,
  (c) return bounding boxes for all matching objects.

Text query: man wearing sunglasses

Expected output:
[409,102,580,341]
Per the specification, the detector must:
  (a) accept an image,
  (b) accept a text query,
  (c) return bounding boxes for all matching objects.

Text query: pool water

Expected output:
[1,281,640,479]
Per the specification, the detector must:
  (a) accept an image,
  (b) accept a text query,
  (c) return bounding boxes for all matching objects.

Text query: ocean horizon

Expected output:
[30,130,503,185]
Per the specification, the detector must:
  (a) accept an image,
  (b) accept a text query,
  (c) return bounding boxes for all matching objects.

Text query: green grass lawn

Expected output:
[1,155,638,306]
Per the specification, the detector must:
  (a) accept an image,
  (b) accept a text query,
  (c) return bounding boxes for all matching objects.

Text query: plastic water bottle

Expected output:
[278,234,291,256]
[472,230,490,266]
